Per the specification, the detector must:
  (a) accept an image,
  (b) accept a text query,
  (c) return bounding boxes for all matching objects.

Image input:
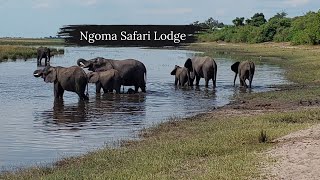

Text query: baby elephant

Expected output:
[87,69,122,94]
[170,65,190,86]
[231,61,255,88]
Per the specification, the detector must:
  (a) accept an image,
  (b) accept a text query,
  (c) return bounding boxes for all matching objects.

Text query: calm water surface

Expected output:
[0,47,288,170]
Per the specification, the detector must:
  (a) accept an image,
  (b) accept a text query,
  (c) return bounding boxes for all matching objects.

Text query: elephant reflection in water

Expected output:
[51,99,88,124]
[39,94,146,130]
[94,93,146,115]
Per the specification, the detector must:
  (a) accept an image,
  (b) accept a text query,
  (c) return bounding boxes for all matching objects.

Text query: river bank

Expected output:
[2,42,320,179]
[0,38,64,61]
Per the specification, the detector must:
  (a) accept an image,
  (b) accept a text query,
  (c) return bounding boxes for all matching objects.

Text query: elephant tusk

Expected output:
[79,62,85,67]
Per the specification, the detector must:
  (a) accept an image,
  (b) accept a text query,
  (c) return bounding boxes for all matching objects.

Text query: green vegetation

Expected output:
[0,38,64,46]
[0,45,64,61]
[2,109,319,180]
[0,37,65,61]
[197,10,320,45]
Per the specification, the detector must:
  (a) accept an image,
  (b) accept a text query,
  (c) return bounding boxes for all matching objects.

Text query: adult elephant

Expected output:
[37,47,51,66]
[184,56,217,87]
[33,66,89,100]
[231,61,255,88]
[77,57,146,92]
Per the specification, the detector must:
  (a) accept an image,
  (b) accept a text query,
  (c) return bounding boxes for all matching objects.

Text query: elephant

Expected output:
[37,47,51,66]
[170,65,190,86]
[87,69,122,94]
[33,66,89,100]
[77,57,146,93]
[231,61,255,88]
[184,56,217,87]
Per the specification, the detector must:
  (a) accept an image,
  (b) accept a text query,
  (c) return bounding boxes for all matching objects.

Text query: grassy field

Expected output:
[0,38,64,46]
[2,42,320,179]
[0,45,64,61]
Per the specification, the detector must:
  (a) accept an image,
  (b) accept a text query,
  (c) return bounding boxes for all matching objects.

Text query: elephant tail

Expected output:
[144,71,147,85]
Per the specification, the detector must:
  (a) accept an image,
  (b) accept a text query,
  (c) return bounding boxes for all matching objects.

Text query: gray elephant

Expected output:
[231,61,255,88]
[87,69,122,94]
[77,57,146,93]
[184,56,217,87]
[33,66,89,100]
[37,47,51,66]
[170,65,190,86]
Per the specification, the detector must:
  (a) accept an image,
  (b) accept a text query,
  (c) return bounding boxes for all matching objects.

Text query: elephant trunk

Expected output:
[77,58,89,68]
[33,69,43,78]
[233,73,237,86]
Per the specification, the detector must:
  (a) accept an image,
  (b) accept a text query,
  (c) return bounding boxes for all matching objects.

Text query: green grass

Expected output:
[0,38,64,46]
[2,109,319,180]
[0,45,64,61]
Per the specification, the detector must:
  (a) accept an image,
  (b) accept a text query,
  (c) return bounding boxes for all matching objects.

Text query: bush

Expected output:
[197,11,320,45]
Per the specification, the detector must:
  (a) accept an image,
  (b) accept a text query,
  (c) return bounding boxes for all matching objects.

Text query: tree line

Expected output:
[193,10,320,45]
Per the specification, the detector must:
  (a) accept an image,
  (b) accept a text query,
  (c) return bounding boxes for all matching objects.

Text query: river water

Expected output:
[0,47,288,170]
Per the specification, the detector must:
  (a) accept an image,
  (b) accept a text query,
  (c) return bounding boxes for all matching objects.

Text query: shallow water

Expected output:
[0,47,288,170]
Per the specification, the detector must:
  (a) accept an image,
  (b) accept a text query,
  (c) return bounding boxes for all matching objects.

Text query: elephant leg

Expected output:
[102,87,108,93]
[96,83,102,94]
[54,83,64,99]
[140,86,146,93]
[249,75,253,88]
[77,89,89,100]
[45,57,47,66]
[242,79,248,88]
[174,77,178,86]
[135,86,139,92]
[195,75,200,86]
[178,78,181,86]
[115,86,120,94]
[59,89,64,99]
[205,78,209,88]
[239,77,243,87]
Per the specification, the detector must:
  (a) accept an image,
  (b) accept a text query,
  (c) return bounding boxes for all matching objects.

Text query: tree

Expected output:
[269,11,288,21]
[247,13,267,27]
[232,17,245,26]
[191,17,224,29]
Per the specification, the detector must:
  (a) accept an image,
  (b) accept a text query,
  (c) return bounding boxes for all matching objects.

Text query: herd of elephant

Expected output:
[33,47,255,101]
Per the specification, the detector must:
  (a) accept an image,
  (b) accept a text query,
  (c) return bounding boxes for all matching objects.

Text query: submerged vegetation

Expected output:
[196,10,320,45]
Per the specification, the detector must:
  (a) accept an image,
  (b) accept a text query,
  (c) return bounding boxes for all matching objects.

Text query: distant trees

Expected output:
[197,10,320,45]
[245,13,267,26]
[232,17,245,26]
[192,17,224,29]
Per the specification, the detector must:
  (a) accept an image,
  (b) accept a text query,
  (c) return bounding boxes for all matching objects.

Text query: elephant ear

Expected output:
[88,72,99,83]
[44,67,57,83]
[170,65,178,75]
[231,61,240,73]
[184,58,193,72]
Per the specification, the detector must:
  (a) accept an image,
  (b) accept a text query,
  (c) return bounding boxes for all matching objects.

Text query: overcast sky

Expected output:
[0,0,319,37]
